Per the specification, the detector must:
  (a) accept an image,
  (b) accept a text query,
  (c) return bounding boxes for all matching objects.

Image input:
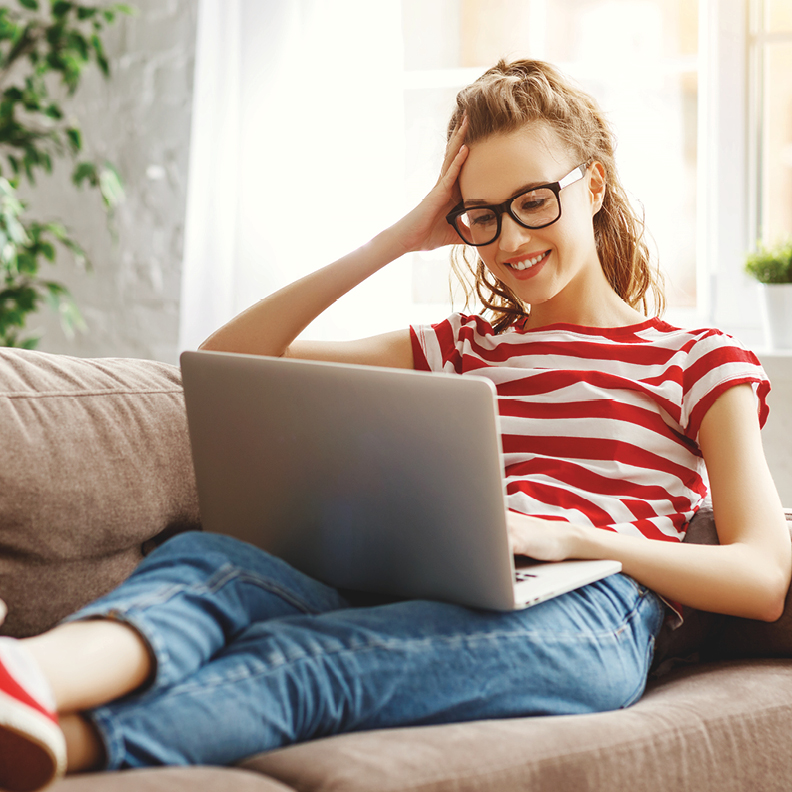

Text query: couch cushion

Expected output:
[52,766,295,791]
[0,349,200,637]
[240,659,792,792]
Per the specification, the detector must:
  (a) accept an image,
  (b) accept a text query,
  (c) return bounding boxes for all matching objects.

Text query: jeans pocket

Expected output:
[618,572,652,599]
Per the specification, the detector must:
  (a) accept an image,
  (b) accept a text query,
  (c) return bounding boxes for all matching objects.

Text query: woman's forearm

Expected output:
[199,126,470,357]
[199,225,408,356]
[573,523,790,622]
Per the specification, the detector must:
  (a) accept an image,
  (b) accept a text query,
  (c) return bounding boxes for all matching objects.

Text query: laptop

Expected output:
[180,350,621,611]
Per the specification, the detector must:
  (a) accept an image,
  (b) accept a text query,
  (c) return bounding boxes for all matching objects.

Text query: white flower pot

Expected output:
[759,283,792,350]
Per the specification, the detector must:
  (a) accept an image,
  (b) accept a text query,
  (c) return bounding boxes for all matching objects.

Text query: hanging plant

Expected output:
[0,0,133,348]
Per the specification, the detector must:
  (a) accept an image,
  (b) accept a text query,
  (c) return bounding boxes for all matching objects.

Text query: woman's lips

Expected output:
[503,250,550,279]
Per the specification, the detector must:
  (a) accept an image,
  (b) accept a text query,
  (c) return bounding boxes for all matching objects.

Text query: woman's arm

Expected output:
[200,119,470,366]
[198,229,416,367]
[508,383,792,621]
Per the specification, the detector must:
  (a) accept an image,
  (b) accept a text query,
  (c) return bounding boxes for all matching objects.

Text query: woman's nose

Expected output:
[499,214,531,252]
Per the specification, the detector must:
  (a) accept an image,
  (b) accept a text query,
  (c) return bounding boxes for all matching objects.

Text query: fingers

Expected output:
[438,142,468,192]
[440,113,468,177]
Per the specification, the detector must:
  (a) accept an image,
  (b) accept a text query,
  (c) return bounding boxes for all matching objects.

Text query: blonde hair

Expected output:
[447,59,664,332]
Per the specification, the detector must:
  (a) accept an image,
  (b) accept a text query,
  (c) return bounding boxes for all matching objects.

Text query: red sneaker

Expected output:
[0,639,66,792]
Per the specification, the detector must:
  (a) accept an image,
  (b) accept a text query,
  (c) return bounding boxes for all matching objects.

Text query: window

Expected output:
[752,0,792,247]
[700,0,791,347]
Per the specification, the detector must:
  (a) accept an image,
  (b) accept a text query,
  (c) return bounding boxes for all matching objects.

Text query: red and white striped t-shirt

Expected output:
[410,314,770,544]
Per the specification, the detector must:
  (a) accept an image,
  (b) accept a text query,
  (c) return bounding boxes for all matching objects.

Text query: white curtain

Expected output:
[179,0,406,352]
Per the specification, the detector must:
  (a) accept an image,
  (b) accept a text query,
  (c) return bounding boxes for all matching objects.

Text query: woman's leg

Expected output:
[24,621,153,714]
[60,714,105,773]
[88,573,665,769]
[58,531,352,695]
[0,531,353,787]
[16,620,152,775]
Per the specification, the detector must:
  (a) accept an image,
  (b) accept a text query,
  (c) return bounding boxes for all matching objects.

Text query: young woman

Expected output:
[1,59,789,792]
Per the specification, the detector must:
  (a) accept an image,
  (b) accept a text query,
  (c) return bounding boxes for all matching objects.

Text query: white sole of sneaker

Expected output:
[0,687,66,792]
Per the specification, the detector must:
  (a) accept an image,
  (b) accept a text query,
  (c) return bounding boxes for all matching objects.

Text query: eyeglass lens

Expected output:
[454,187,560,245]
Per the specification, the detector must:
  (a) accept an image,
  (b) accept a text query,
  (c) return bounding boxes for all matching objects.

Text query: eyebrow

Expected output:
[462,179,549,207]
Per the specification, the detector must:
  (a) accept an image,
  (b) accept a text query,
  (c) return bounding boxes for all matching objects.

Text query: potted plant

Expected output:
[744,239,792,350]
[0,0,132,349]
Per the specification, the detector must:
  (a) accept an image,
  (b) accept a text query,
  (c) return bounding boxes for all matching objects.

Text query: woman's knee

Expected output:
[132,531,264,588]
[146,531,256,567]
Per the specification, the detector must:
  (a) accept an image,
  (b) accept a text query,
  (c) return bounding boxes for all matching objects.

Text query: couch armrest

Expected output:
[0,349,200,637]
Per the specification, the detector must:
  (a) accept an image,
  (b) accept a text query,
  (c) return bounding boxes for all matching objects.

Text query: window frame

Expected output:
[702,0,792,347]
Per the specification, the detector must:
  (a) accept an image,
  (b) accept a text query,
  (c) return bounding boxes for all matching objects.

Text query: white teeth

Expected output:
[509,252,547,271]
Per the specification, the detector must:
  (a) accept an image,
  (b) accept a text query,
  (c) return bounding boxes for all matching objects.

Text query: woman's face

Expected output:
[457,123,605,318]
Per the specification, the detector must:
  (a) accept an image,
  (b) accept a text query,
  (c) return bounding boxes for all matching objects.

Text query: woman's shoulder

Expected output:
[416,312,501,339]
[641,319,759,358]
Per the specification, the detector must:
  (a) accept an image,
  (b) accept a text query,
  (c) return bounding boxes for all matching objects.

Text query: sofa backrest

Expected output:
[0,348,200,637]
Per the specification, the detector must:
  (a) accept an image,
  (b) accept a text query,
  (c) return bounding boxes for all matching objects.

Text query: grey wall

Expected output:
[26,0,198,364]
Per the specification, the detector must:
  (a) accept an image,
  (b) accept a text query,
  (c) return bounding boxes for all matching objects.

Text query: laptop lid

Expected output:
[180,350,518,610]
[180,351,622,611]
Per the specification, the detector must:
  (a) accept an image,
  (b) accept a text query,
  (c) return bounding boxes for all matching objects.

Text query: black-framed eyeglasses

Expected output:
[446,163,589,247]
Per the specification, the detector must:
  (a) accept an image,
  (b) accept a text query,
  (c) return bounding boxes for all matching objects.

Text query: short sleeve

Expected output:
[681,330,770,442]
[410,313,489,374]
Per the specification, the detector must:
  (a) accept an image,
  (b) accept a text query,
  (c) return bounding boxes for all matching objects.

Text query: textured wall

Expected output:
[24,0,198,364]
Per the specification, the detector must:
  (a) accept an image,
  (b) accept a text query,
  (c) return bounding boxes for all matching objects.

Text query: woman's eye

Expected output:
[468,210,497,227]
[516,195,547,212]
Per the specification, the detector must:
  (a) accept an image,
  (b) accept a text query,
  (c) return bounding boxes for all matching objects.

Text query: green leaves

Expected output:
[745,241,792,284]
[0,1,132,181]
[0,178,90,346]
[51,2,72,18]
[0,1,132,347]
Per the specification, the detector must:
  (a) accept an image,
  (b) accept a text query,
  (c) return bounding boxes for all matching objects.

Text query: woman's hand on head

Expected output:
[390,115,470,255]
[507,511,583,562]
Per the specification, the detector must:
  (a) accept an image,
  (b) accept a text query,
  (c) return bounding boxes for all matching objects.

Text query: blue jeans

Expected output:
[66,532,665,769]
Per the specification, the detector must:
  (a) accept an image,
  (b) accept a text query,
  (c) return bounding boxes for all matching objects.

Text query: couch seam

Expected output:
[2,388,183,399]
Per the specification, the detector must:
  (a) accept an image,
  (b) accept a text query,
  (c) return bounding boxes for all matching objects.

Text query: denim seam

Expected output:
[109,564,328,618]
[618,592,665,708]
[207,585,658,680]
[608,585,660,640]
[263,623,636,668]
[154,623,642,701]
[85,706,127,771]
[620,633,657,708]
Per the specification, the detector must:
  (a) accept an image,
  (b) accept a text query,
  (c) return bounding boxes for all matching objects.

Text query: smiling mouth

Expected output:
[504,251,550,271]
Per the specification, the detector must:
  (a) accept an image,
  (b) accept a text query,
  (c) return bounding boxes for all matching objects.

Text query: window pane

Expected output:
[403,0,697,69]
[458,0,543,66]
[762,42,792,245]
[543,0,697,62]
[402,0,462,70]
[766,0,792,34]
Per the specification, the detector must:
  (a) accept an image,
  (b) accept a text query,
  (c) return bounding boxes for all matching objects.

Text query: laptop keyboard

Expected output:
[514,570,538,582]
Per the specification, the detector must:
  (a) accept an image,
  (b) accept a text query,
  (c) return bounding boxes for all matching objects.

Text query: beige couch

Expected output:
[2,347,792,792]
